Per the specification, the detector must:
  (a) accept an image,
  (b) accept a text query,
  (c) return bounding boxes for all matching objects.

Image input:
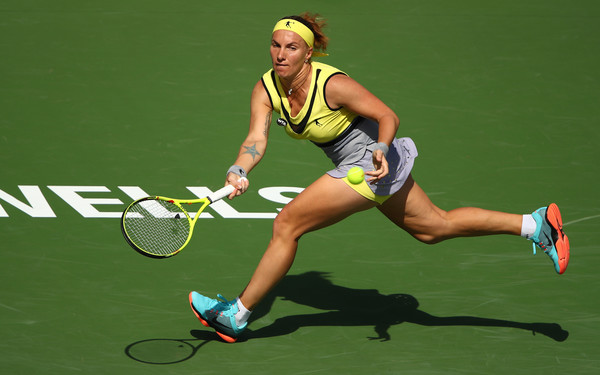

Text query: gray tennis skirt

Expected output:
[313,116,418,198]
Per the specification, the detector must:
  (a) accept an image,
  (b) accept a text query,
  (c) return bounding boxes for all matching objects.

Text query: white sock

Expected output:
[521,214,537,239]
[234,297,252,327]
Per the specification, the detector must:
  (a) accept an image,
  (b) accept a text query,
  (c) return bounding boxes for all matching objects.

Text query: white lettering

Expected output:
[258,187,304,212]
[47,186,123,218]
[0,185,303,219]
[0,186,56,217]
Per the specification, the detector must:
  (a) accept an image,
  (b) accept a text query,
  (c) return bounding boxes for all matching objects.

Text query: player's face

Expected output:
[270,30,312,80]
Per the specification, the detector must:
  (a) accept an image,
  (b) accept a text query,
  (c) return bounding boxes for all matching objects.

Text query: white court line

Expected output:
[0,302,22,313]
[563,214,600,226]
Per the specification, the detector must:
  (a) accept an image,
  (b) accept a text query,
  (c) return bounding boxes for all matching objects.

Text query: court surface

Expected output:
[1,1,599,374]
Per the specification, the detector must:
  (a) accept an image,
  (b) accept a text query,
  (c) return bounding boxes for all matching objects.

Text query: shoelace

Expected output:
[214,294,238,317]
[532,228,553,255]
[532,241,547,255]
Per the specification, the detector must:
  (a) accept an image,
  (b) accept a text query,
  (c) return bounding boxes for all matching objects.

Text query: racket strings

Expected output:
[123,199,191,256]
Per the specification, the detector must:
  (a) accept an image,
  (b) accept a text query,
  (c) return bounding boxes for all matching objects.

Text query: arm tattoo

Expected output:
[242,143,261,160]
[263,111,272,137]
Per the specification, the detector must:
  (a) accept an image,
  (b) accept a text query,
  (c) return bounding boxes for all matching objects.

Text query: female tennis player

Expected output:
[189,13,570,343]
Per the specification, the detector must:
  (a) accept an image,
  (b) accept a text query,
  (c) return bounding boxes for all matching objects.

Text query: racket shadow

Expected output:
[124,331,215,365]
[245,271,569,342]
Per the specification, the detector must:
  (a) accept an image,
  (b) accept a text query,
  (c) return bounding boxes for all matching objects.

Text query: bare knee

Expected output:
[407,210,450,245]
[272,207,304,242]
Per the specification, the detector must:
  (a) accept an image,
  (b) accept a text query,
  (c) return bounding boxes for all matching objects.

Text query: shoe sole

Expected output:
[546,203,570,274]
[188,292,238,343]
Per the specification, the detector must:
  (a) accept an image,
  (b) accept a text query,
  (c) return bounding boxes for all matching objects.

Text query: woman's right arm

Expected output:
[226,80,273,198]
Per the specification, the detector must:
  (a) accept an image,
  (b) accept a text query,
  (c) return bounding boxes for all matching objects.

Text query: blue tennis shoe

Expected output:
[189,292,247,342]
[530,203,570,274]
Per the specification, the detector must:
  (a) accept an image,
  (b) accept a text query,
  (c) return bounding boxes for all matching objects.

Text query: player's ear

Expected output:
[305,47,313,63]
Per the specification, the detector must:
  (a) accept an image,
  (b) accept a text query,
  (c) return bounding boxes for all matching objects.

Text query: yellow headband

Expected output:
[273,19,315,47]
[272,18,329,57]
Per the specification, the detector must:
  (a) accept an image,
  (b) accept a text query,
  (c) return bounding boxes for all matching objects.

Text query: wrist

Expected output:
[227,165,247,178]
[373,142,389,157]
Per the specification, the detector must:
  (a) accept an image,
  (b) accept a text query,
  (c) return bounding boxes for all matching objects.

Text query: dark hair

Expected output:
[280,12,329,53]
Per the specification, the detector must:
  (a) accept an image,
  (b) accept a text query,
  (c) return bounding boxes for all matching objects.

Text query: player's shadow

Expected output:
[243,271,568,342]
[126,271,567,364]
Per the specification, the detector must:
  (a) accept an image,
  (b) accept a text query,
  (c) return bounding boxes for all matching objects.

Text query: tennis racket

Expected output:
[120,183,239,258]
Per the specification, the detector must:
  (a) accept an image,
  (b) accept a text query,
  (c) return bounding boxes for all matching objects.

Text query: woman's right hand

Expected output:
[226,173,249,199]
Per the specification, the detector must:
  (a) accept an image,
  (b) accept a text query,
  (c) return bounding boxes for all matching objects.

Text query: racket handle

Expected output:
[207,185,235,203]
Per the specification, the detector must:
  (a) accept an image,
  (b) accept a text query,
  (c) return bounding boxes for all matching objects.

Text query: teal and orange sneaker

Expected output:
[188,292,247,343]
[530,203,570,274]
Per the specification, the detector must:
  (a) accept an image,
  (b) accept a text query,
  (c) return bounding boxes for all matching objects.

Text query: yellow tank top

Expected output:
[261,62,358,144]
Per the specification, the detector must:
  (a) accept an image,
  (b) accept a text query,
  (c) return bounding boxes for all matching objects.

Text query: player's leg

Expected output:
[377,175,522,243]
[378,175,569,274]
[190,174,376,341]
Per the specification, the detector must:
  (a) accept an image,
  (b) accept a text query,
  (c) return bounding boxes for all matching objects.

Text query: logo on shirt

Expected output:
[276,118,288,127]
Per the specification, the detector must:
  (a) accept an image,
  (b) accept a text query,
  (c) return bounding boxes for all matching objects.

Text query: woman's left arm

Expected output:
[325,74,399,182]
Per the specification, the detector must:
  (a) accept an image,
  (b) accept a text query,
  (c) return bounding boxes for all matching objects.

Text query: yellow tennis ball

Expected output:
[347,167,364,185]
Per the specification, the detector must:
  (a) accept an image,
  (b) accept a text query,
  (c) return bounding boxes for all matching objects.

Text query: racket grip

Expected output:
[207,184,236,203]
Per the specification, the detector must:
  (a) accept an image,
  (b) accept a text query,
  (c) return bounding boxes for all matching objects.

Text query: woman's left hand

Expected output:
[366,149,389,183]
